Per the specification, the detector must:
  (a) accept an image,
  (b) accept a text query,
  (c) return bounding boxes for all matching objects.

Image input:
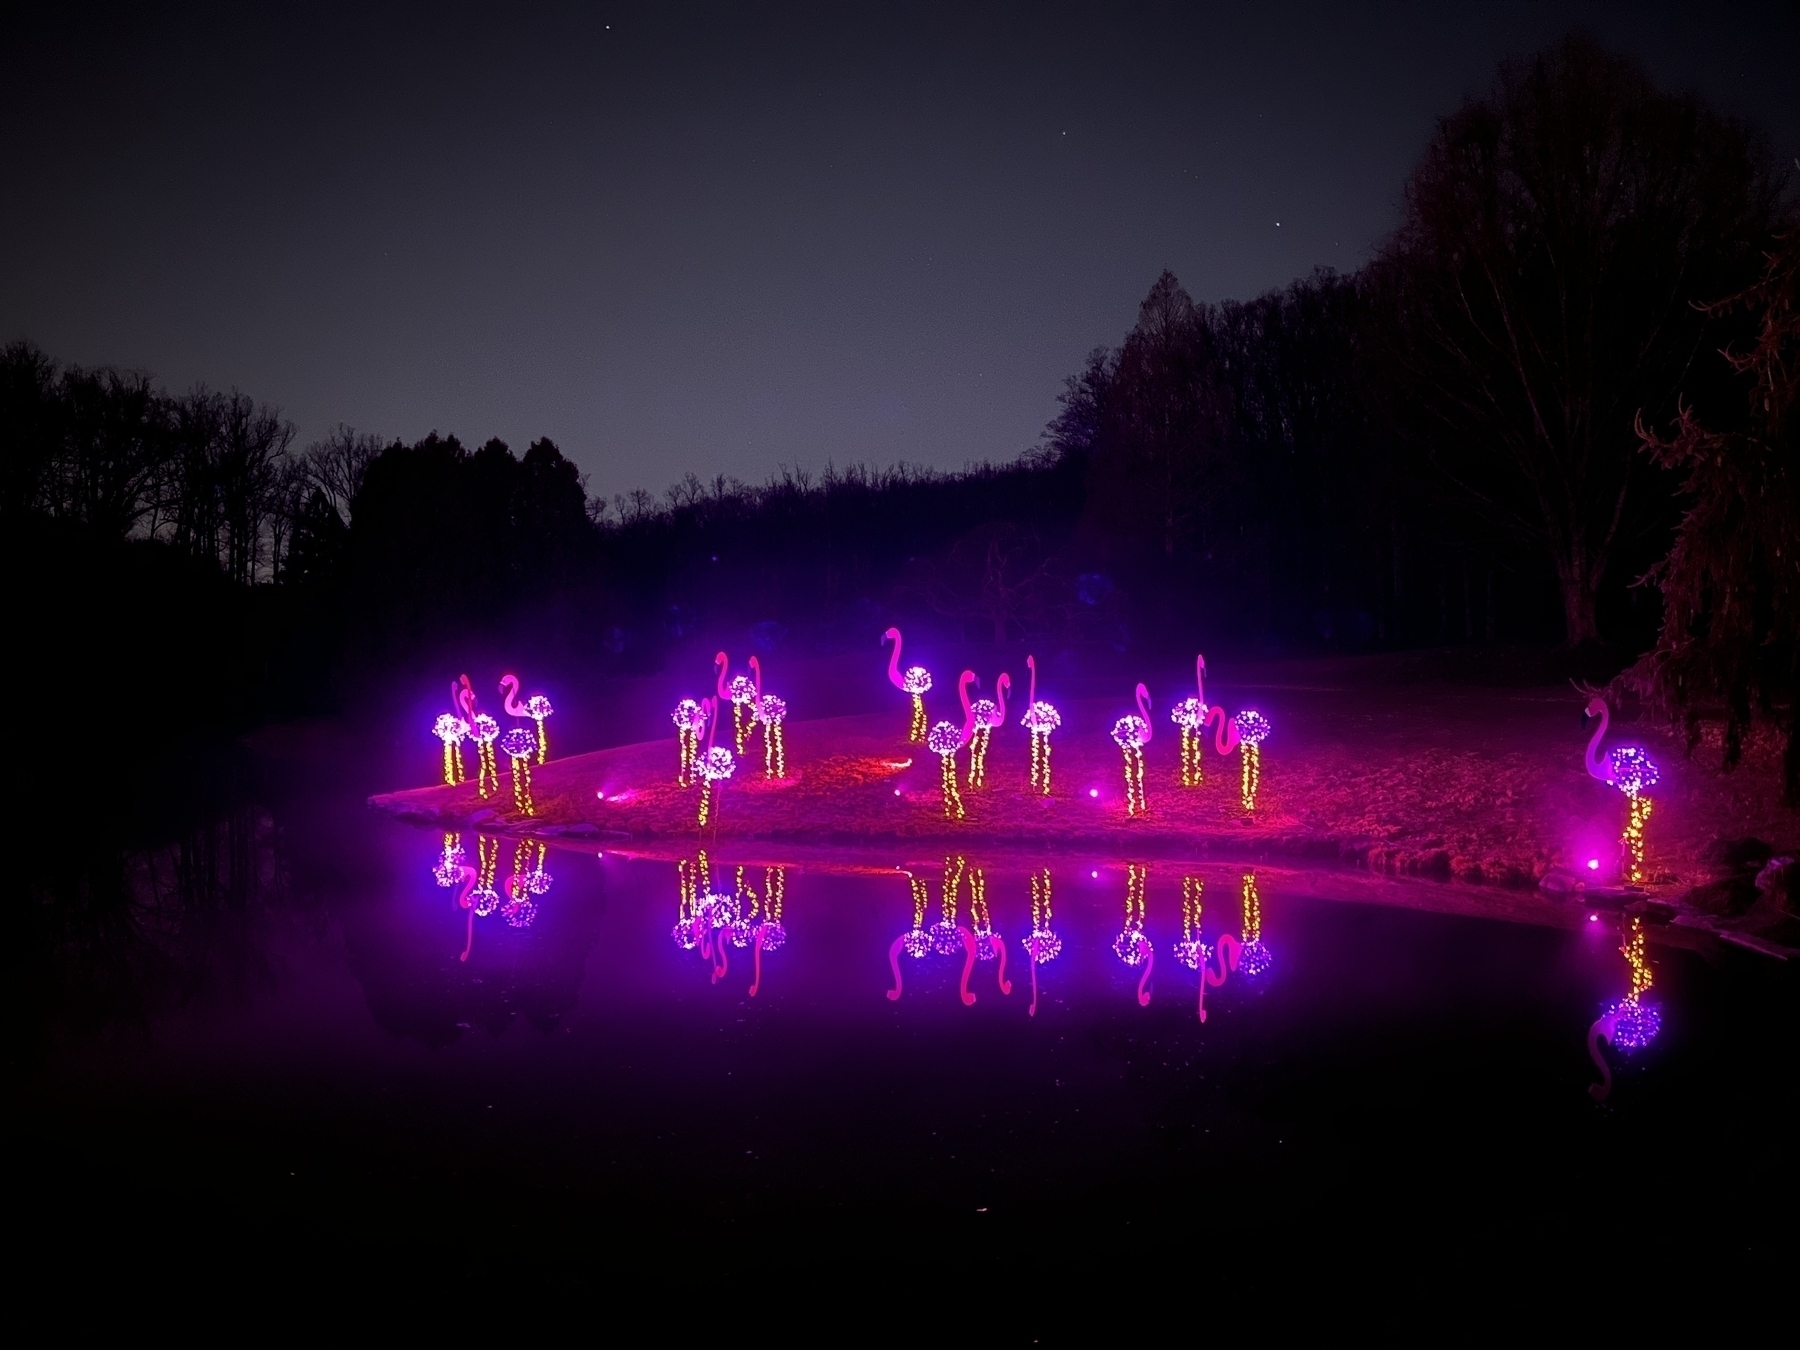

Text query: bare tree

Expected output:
[1371,34,1778,645]
[299,424,384,525]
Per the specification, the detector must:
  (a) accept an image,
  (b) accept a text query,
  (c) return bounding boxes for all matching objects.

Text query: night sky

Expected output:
[4,2,1796,502]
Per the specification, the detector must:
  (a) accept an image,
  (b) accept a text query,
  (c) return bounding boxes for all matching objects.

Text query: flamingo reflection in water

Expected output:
[1587,915,1662,1101]
[433,832,466,887]
[748,866,788,997]
[1021,868,1061,1017]
[888,858,982,1006]
[1111,863,1154,1006]
[965,864,1011,997]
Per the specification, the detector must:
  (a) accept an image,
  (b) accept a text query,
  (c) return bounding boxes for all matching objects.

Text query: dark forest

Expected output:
[4,37,1795,791]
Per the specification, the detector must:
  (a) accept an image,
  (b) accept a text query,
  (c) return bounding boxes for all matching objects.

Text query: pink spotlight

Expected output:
[1088,788,1099,799]
[1586,858,1600,870]
[1090,869,1099,879]
[1588,913,1599,922]
[894,788,902,796]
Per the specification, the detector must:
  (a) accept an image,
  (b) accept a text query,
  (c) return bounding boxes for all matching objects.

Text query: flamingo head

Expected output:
[749,654,762,697]
[1582,696,1608,727]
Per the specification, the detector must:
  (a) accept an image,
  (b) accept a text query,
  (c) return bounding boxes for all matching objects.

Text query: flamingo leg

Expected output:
[459,909,474,963]
[886,934,907,1001]
[958,927,978,1006]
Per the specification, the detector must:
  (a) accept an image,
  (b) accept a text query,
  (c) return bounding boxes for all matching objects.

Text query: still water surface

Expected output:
[15,749,1798,1263]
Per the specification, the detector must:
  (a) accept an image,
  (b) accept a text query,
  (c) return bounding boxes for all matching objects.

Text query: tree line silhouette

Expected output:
[1,34,1794,792]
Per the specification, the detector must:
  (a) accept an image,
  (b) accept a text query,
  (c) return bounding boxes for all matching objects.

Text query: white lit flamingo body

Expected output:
[671,698,705,785]
[883,627,933,743]
[499,726,538,817]
[967,672,1009,789]
[695,696,736,827]
[1111,683,1153,817]
[925,671,978,821]
[1232,710,1272,814]
[1583,697,1661,884]
[1171,654,1210,787]
[1020,654,1061,795]
[433,713,469,786]
[471,713,501,799]
[749,655,787,778]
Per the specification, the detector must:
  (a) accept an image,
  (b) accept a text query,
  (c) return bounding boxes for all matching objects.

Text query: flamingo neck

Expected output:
[884,629,904,688]
[500,674,525,718]
[749,655,762,699]
[1196,654,1207,707]
[960,671,978,742]
[1136,683,1152,743]
[1208,704,1239,755]
[1026,655,1037,708]
[994,673,1010,723]
[1585,705,1611,781]
[715,653,730,701]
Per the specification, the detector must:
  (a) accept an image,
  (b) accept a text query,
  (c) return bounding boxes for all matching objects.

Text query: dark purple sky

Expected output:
[4,2,1796,502]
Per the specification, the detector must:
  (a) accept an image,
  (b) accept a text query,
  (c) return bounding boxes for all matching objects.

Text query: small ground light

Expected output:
[1090,870,1099,879]
[1088,788,1099,798]
[894,788,902,796]
[1587,858,1600,870]
[1589,913,1599,922]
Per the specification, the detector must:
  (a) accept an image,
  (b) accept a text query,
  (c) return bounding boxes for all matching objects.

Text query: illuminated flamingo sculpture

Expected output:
[967,673,1010,789]
[433,712,470,786]
[1197,933,1242,1024]
[925,671,978,821]
[1020,655,1062,795]
[500,674,555,765]
[1111,684,1153,817]
[1111,863,1154,1005]
[749,656,787,779]
[1232,711,1272,815]
[695,696,736,827]
[1170,654,1209,788]
[748,866,787,997]
[711,651,753,757]
[1201,704,1241,811]
[1021,867,1060,1017]
[671,698,705,786]
[883,627,933,743]
[500,727,538,817]
[1583,696,1661,885]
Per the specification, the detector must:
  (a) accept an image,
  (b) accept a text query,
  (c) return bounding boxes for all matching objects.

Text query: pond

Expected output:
[13,741,1799,1266]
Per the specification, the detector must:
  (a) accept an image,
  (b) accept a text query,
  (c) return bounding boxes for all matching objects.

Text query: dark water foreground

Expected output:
[10,746,1798,1280]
